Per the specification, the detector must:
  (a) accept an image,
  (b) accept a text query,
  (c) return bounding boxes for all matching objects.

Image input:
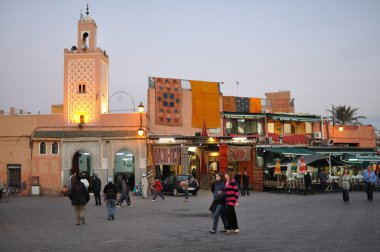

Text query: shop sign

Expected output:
[341,153,380,164]
[147,138,190,144]
[221,138,256,144]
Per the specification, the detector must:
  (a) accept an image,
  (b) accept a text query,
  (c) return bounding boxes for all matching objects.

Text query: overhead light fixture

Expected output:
[137,128,144,137]
[188,147,197,152]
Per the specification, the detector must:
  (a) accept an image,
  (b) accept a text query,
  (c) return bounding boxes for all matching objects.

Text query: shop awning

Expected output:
[309,147,377,156]
[267,114,321,122]
[262,147,316,156]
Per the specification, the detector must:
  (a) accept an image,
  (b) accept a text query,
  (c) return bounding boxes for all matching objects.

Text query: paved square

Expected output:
[0,191,379,251]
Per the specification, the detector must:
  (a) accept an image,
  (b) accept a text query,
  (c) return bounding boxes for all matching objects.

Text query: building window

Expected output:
[268,122,275,133]
[40,142,47,155]
[284,123,291,134]
[52,142,59,155]
[78,84,86,94]
[305,122,312,134]
[225,119,263,135]
[80,115,85,124]
[7,164,21,187]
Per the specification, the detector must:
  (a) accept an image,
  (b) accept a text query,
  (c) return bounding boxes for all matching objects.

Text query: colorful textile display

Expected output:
[298,156,307,174]
[274,159,282,175]
[200,151,207,175]
[153,146,181,165]
[190,80,220,128]
[222,96,236,112]
[228,146,251,162]
[154,77,182,126]
[236,97,250,113]
[250,98,262,113]
[219,144,228,173]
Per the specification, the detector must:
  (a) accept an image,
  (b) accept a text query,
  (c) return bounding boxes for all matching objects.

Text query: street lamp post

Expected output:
[137,102,145,191]
[137,102,144,137]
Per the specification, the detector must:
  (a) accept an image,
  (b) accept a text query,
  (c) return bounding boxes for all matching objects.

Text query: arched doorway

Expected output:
[72,150,93,190]
[115,149,135,191]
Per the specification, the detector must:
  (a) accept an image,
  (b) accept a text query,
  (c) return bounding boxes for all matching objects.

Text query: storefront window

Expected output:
[226,119,263,135]
[208,156,219,172]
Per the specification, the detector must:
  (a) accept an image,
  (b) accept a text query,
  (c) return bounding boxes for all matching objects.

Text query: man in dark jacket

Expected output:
[242,171,250,196]
[103,177,118,220]
[69,175,90,225]
[93,173,102,206]
[116,175,133,207]
[304,172,313,195]
[234,172,242,195]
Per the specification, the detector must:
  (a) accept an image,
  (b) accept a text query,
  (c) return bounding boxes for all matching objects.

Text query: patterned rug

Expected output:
[154,77,182,126]
[236,97,250,113]
[222,96,236,112]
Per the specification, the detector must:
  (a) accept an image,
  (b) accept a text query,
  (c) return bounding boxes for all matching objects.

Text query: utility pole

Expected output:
[236,81,239,96]
[332,104,335,135]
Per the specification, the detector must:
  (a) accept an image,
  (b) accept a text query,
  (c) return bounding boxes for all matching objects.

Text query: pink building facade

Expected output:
[0,12,147,195]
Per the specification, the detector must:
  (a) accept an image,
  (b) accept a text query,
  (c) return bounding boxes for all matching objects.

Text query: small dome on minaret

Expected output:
[79,4,95,22]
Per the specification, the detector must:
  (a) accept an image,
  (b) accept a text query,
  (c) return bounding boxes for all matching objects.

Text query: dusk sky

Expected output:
[1,0,379,130]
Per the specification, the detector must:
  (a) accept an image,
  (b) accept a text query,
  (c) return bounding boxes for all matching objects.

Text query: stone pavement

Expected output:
[0,190,379,252]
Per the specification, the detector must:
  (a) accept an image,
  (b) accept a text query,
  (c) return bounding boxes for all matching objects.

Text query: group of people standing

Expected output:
[340,165,378,204]
[68,173,142,225]
[209,172,240,234]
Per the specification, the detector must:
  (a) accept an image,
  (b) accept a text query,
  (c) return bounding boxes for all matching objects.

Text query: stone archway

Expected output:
[72,150,93,190]
[114,148,135,190]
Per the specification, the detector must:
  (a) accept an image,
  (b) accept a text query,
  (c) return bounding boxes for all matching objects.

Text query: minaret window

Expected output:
[80,115,85,124]
[78,84,86,94]
[82,32,89,50]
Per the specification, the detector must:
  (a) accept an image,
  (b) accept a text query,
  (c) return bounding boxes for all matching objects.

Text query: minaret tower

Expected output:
[63,5,109,125]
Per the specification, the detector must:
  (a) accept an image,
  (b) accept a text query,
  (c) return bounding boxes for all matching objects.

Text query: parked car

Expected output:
[162,174,200,196]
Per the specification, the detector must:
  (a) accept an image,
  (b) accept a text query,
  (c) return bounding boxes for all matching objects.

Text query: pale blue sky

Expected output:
[0,0,379,129]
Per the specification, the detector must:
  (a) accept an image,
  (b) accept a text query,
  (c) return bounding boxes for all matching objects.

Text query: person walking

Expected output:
[181,177,190,202]
[242,171,250,196]
[234,171,242,195]
[224,172,239,234]
[93,173,102,206]
[363,165,377,202]
[116,175,133,207]
[141,173,149,198]
[340,168,351,204]
[103,177,118,220]
[0,176,3,199]
[304,172,313,195]
[68,172,76,190]
[209,173,228,234]
[152,178,165,201]
[69,174,90,225]
[319,168,327,191]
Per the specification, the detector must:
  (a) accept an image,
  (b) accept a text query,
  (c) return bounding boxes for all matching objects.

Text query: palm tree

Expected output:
[327,105,366,125]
